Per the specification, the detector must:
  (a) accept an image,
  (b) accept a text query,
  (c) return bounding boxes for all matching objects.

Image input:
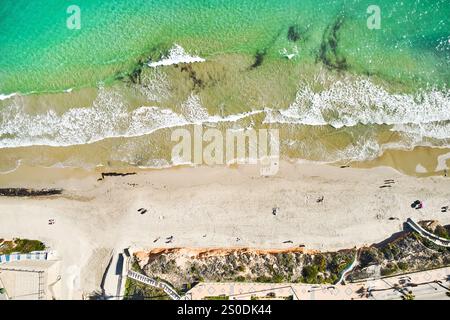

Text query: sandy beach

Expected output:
[0,161,449,298]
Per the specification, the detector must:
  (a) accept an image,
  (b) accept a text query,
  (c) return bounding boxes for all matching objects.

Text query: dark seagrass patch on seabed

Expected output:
[317,15,348,71]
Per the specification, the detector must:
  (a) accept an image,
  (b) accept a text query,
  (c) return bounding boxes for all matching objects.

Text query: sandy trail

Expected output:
[0,161,449,299]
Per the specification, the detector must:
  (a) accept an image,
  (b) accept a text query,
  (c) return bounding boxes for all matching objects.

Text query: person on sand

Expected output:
[411,200,421,209]
[416,201,423,209]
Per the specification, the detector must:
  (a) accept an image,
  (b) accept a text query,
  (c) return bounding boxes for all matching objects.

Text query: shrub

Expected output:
[302,265,319,283]
[204,295,229,300]
[314,254,327,272]
[255,275,272,283]
[435,225,449,239]
[381,263,398,276]
[397,261,408,271]
[0,239,45,255]
[272,273,285,283]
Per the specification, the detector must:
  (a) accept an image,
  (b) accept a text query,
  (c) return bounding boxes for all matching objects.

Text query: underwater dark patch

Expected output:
[287,25,301,42]
[317,15,348,71]
[180,64,204,89]
[250,49,267,69]
[129,60,144,84]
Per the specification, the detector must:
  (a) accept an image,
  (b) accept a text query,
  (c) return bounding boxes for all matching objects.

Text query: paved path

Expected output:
[336,250,359,285]
[407,218,450,247]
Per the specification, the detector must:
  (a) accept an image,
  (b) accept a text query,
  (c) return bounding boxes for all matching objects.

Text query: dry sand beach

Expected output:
[1,161,449,298]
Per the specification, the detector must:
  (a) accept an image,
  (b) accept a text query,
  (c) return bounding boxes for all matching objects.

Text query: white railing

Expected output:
[407,218,450,247]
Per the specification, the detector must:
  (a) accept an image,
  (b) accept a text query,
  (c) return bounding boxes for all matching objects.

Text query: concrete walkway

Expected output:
[407,218,450,247]
[103,250,129,300]
[336,250,359,285]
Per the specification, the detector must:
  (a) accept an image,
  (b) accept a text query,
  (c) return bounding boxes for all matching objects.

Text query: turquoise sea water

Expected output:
[0,0,449,94]
[0,0,449,172]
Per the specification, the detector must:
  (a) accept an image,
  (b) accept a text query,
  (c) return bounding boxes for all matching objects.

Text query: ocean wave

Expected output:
[0,159,22,174]
[0,89,262,148]
[263,78,450,129]
[148,44,205,68]
[0,87,77,100]
[139,70,172,102]
[1,76,450,165]
[391,122,450,141]
[0,93,18,101]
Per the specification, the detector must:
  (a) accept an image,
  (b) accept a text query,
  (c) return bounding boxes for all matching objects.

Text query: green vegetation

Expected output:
[380,262,399,276]
[251,293,293,300]
[302,265,319,284]
[235,276,246,282]
[381,244,401,260]
[272,273,285,283]
[204,295,229,300]
[418,235,450,253]
[255,275,273,283]
[314,254,327,273]
[237,251,356,285]
[397,261,409,271]
[434,225,450,240]
[131,259,143,272]
[349,230,450,282]
[123,278,171,300]
[402,293,415,300]
[189,262,206,282]
[0,238,45,255]
[278,253,295,272]
[359,247,383,267]
[237,265,246,272]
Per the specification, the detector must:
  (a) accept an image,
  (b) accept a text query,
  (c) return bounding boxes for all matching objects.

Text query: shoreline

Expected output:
[1,144,450,189]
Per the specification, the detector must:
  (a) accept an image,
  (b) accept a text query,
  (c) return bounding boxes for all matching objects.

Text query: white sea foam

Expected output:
[391,122,450,140]
[264,78,450,129]
[436,152,450,171]
[148,44,205,68]
[0,92,18,101]
[0,88,185,148]
[139,70,172,102]
[0,88,261,148]
[334,137,382,162]
[280,46,299,60]
[180,94,209,122]
[1,76,449,165]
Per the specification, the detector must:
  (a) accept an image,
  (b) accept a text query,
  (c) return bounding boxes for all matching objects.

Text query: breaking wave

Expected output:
[264,78,450,129]
[147,44,205,68]
[0,89,262,148]
[0,93,18,101]
[1,77,449,165]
